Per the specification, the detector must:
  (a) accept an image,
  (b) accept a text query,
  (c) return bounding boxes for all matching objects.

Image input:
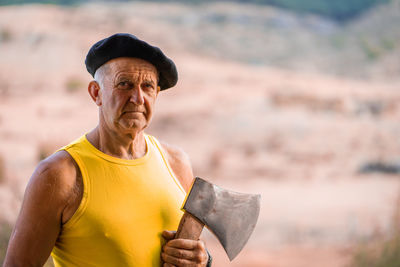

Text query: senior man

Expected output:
[4,33,211,266]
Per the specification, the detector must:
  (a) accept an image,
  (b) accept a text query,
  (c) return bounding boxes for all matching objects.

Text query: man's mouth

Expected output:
[123,110,143,114]
[121,111,144,118]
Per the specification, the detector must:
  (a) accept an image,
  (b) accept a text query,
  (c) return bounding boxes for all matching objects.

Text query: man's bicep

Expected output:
[4,155,72,266]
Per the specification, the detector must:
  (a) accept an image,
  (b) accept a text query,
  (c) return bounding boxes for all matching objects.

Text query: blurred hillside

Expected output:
[0,0,391,21]
[2,0,399,80]
[0,1,399,266]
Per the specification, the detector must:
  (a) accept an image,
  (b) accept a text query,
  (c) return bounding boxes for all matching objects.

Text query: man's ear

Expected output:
[88,80,102,106]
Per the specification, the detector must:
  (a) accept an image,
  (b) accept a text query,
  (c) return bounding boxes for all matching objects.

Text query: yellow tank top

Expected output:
[51,134,185,267]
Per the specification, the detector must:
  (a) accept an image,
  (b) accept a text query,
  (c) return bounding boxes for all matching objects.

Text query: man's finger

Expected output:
[161,252,195,267]
[163,246,195,260]
[166,238,205,250]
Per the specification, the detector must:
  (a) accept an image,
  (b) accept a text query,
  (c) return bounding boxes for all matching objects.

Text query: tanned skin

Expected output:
[4,58,208,267]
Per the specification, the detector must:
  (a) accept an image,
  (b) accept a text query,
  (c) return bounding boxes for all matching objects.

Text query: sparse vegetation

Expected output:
[0,28,12,42]
[0,222,12,265]
[65,77,84,93]
[350,193,400,267]
[0,155,6,184]
[359,37,381,61]
[350,236,400,267]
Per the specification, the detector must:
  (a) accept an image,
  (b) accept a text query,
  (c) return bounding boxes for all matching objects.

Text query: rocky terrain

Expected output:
[0,1,399,266]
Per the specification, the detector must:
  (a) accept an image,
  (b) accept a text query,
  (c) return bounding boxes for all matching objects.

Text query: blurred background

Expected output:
[0,0,399,266]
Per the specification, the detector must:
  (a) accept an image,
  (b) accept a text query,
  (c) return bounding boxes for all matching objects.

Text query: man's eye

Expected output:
[118,81,131,89]
[143,83,154,90]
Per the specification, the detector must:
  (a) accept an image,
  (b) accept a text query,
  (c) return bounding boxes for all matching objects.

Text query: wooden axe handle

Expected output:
[175,211,205,240]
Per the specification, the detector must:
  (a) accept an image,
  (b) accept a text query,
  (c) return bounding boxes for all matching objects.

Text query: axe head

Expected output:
[182,177,261,261]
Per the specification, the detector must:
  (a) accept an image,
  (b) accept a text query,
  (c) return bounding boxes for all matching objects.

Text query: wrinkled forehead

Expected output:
[102,57,159,81]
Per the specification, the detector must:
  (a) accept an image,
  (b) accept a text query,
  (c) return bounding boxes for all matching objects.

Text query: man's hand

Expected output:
[161,230,209,267]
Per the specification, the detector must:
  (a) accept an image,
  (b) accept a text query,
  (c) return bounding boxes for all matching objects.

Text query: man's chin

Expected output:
[117,120,147,134]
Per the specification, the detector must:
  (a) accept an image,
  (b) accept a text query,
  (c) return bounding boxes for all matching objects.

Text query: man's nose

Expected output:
[130,87,144,105]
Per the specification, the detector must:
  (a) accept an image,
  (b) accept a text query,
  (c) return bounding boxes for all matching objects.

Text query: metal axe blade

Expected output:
[182,177,261,261]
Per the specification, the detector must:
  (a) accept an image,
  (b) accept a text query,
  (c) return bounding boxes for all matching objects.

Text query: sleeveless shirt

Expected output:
[51,134,185,266]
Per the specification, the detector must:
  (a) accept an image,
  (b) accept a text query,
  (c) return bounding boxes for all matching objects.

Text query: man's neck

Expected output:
[86,126,147,160]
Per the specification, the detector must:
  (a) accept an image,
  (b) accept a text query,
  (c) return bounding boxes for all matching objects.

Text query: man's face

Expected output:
[95,57,159,135]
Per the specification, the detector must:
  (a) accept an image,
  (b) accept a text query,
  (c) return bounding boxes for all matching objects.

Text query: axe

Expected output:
[175,177,261,261]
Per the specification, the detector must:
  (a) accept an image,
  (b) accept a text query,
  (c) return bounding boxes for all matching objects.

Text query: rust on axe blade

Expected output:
[182,177,261,261]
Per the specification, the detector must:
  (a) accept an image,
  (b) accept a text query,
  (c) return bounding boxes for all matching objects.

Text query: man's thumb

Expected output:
[162,230,176,240]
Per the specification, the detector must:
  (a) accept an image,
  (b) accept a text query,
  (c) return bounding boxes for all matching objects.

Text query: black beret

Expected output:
[85,33,178,90]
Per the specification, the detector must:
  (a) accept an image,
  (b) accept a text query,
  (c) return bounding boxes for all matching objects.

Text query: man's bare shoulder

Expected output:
[159,141,194,192]
[159,142,190,167]
[29,150,78,204]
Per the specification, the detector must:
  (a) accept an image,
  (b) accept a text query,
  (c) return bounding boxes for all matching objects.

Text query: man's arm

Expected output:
[160,142,210,267]
[3,151,78,267]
